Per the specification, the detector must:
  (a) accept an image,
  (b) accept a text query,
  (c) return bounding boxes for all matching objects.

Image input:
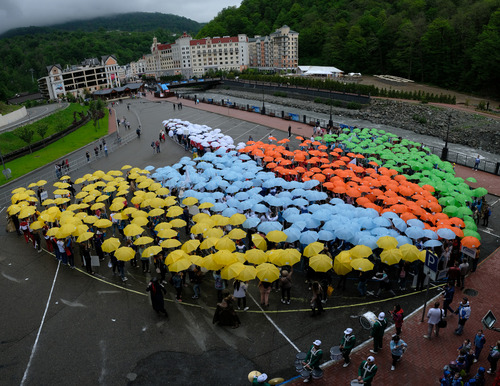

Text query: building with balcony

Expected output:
[38,55,120,100]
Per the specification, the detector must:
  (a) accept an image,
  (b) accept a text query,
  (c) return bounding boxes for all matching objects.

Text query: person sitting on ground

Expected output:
[213,295,240,329]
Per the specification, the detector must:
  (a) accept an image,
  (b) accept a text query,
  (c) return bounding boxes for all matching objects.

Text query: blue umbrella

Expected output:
[311,210,331,222]
[318,230,336,241]
[226,198,240,208]
[407,218,425,229]
[357,235,379,250]
[291,188,306,197]
[144,165,155,171]
[292,198,308,207]
[202,168,218,178]
[423,239,442,248]
[257,221,283,233]
[277,191,292,199]
[196,161,212,169]
[300,231,319,245]
[266,196,284,207]
[396,236,413,247]
[235,199,256,211]
[211,192,224,200]
[226,185,240,194]
[199,196,216,204]
[222,207,238,217]
[329,198,345,205]
[373,217,392,228]
[283,207,300,222]
[304,191,328,202]
[370,227,393,237]
[303,180,320,189]
[363,208,380,219]
[239,154,251,160]
[422,229,438,240]
[357,217,375,230]
[336,227,355,241]
[437,228,456,240]
[252,203,269,213]
[211,202,228,212]
[405,227,424,239]
[284,227,301,242]
[392,217,407,232]
[235,192,250,201]
[243,217,261,229]
[205,180,219,190]
[381,211,399,220]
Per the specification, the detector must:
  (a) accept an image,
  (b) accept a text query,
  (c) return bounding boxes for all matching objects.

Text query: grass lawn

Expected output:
[0,102,22,115]
[0,103,86,154]
[0,112,108,186]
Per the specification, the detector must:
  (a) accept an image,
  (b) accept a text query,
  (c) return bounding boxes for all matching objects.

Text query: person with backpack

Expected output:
[424,302,444,339]
[279,268,293,305]
[233,280,249,310]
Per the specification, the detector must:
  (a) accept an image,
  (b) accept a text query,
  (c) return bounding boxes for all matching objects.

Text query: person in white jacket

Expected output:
[424,302,444,339]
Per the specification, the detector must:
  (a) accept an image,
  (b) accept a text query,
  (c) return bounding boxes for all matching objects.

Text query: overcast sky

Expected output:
[0,0,241,34]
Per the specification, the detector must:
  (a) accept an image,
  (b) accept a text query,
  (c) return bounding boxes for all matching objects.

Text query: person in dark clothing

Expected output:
[146,278,168,316]
[442,282,455,316]
[80,241,94,274]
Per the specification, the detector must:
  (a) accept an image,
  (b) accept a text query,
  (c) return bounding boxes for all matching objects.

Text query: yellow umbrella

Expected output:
[39,212,56,222]
[74,177,86,184]
[251,234,267,251]
[349,245,372,259]
[160,239,181,249]
[213,250,238,265]
[12,187,26,194]
[7,204,21,215]
[74,212,88,220]
[157,228,177,239]
[376,236,398,250]
[303,242,324,257]
[200,237,218,250]
[101,237,120,253]
[131,217,149,227]
[256,263,280,282]
[236,265,257,281]
[53,189,70,195]
[142,245,162,257]
[30,220,45,230]
[311,254,335,273]
[169,258,192,272]
[215,237,236,251]
[18,206,36,219]
[82,195,95,203]
[350,258,374,272]
[211,215,229,227]
[193,213,211,223]
[266,230,287,243]
[121,164,133,170]
[148,208,164,217]
[199,202,214,209]
[109,202,124,211]
[181,239,200,253]
[245,248,267,265]
[115,247,136,261]
[132,210,148,218]
[36,179,47,186]
[400,244,421,262]
[204,227,223,239]
[418,250,426,262]
[83,215,99,224]
[123,207,138,215]
[46,227,59,237]
[167,206,183,217]
[123,224,144,237]
[274,248,301,266]
[77,232,95,243]
[148,197,165,209]
[91,202,106,210]
[156,187,170,196]
[182,197,198,206]
[113,212,129,220]
[134,236,154,245]
[116,189,129,197]
[131,196,144,205]
[94,219,112,228]
[42,198,55,206]
[55,197,71,205]
[266,249,284,265]
[221,262,246,280]
[165,250,189,265]
[73,224,89,237]
[66,204,81,212]
[191,222,212,235]
[164,196,177,207]
[229,213,246,226]
[75,191,89,199]
[227,228,247,240]
[380,248,403,265]
[54,181,69,188]
[169,219,187,228]
[149,182,162,191]
[56,224,76,239]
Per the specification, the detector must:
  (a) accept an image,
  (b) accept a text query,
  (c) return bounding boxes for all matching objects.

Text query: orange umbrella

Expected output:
[296,136,304,140]
[312,174,326,182]
[266,163,277,169]
[461,236,480,248]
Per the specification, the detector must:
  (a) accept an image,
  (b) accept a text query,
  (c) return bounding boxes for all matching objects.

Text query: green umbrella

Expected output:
[443,206,458,216]
[463,229,481,240]
[472,187,488,197]
[466,177,477,183]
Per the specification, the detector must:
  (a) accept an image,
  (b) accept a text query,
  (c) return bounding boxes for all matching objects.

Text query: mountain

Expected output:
[0,12,203,100]
[196,0,500,97]
[0,12,203,38]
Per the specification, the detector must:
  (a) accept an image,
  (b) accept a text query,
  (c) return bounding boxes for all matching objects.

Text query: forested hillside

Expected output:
[0,13,202,100]
[197,0,500,97]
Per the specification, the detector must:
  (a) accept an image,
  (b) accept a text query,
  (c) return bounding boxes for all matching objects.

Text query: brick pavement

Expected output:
[284,247,500,386]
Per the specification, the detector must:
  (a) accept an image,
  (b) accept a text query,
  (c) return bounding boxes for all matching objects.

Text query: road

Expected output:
[0,96,498,385]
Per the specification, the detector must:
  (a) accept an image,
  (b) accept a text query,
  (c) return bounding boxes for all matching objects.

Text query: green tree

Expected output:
[88,99,105,130]
[36,123,49,139]
[16,126,35,153]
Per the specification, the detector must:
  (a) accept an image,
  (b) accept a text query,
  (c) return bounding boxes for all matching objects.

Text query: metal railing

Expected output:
[0,130,137,208]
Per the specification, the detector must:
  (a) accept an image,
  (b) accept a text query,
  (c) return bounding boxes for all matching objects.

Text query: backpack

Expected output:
[215,276,223,289]
[151,141,155,148]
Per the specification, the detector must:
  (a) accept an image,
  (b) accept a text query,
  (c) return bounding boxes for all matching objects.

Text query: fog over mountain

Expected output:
[0,0,241,34]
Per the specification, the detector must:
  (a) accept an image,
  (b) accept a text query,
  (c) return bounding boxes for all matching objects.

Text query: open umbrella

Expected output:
[399,244,421,262]
[123,224,144,237]
[380,248,402,265]
[266,230,288,243]
[157,228,178,239]
[215,237,236,251]
[349,245,372,259]
[376,236,398,250]
[181,239,200,253]
[350,258,374,272]
[160,239,181,249]
[142,245,162,257]
[236,265,257,281]
[311,254,334,273]
[303,242,324,257]
[115,247,136,261]
[274,249,301,266]
[94,219,112,228]
[227,228,247,240]
[256,263,280,282]
[461,236,480,249]
[221,262,246,280]
[245,249,267,265]
[76,232,94,243]
[169,258,192,272]
[251,234,267,250]
[102,237,121,253]
[201,254,223,271]
[229,213,246,226]
[213,250,238,265]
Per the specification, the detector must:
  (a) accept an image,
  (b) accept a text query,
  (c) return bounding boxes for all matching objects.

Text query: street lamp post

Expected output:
[261,84,266,115]
[441,113,451,160]
[329,89,333,129]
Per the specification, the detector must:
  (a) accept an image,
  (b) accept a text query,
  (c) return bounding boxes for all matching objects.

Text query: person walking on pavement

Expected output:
[390,304,404,335]
[288,125,292,138]
[146,277,168,317]
[280,268,293,304]
[390,335,407,370]
[340,328,356,367]
[455,297,471,336]
[424,302,444,339]
[486,340,500,374]
[301,340,323,383]
[473,329,487,362]
[442,282,456,316]
[370,312,387,354]
[458,258,469,290]
[473,155,480,171]
[357,356,377,385]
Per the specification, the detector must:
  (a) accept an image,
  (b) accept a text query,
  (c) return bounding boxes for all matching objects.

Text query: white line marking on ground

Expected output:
[258,130,275,143]
[0,206,6,214]
[490,198,499,207]
[480,228,500,238]
[248,292,300,352]
[20,261,60,386]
